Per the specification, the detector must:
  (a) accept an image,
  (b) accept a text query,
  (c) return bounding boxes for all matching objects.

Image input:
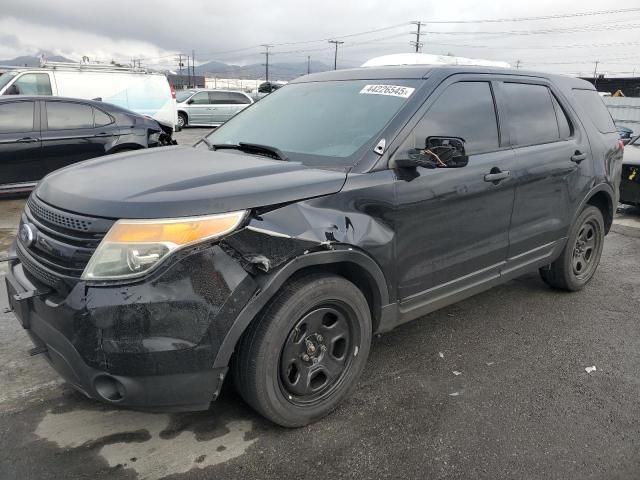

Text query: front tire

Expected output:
[539,205,605,291]
[177,112,187,128]
[233,274,372,427]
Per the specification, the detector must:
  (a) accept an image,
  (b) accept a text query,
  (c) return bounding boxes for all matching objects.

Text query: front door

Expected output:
[392,80,516,317]
[185,91,212,124]
[0,100,43,187]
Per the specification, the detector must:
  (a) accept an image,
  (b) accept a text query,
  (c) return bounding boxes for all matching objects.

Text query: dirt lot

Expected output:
[1,165,640,479]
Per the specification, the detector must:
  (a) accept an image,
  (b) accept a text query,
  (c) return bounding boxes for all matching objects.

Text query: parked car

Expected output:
[620,135,640,206]
[0,96,173,194]
[617,125,634,145]
[4,64,623,427]
[0,61,178,132]
[176,89,253,128]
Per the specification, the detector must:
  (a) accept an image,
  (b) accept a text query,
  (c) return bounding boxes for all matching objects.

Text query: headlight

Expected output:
[81,211,247,280]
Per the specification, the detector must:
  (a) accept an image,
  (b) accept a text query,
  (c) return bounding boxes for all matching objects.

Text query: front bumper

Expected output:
[5,243,258,411]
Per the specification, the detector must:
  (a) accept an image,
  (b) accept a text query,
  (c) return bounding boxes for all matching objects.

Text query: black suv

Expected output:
[0,96,173,195]
[4,66,623,427]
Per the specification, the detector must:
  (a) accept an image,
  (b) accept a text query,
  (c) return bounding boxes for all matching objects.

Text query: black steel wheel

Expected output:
[540,205,605,291]
[233,274,371,427]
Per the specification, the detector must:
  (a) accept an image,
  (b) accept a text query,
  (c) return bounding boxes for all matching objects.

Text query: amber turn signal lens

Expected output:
[105,211,247,246]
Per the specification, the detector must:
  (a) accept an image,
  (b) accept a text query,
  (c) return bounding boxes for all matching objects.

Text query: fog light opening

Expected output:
[94,375,126,402]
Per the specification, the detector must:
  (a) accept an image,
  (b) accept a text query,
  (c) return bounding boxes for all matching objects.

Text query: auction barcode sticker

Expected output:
[359,84,415,98]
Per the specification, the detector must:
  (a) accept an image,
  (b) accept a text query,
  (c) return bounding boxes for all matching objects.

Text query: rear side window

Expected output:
[209,92,252,104]
[13,73,52,95]
[46,102,94,130]
[411,81,500,155]
[93,108,113,127]
[503,83,559,146]
[572,89,616,133]
[0,102,34,132]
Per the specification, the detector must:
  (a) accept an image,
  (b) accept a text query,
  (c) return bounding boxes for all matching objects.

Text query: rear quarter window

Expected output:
[572,89,617,133]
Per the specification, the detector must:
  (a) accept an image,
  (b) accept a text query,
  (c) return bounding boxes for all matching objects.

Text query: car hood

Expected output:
[35,146,348,219]
[624,143,640,166]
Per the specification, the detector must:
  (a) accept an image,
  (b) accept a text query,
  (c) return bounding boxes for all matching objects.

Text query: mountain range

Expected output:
[0,54,359,81]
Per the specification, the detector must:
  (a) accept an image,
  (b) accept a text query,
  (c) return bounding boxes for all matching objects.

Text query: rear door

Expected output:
[0,100,43,186]
[209,91,253,123]
[392,79,517,312]
[495,80,592,276]
[40,100,113,173]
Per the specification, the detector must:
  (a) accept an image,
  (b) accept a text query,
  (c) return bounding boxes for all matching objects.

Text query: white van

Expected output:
[0,61,178,130]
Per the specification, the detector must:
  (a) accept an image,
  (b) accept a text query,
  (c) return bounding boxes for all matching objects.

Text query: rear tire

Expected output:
[178,112,187,128]
[233,274,372,427]
[539,205,605,291]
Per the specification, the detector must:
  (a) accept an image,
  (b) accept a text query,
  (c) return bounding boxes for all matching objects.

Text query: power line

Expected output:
[424,7,640,23]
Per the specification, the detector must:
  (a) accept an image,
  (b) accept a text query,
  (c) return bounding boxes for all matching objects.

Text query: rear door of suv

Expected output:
[391,76,517,315]
[494,79,592,277]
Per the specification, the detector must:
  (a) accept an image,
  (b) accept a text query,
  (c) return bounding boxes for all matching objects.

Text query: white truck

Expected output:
[0,60,179,131]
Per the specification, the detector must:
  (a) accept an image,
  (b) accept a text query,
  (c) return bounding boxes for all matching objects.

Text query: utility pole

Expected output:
[192,50,196,86]
[593,60,600,88]
[328,40,344,70]
[187,55,191,88]
[516,60,521,69]
[262,44,273,82]
[177,54,184,76]
[307,55,311,75]
[410,21,426,53]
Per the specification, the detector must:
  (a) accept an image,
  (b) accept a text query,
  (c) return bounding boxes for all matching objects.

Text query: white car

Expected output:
[176,89,254,128]
[0,61,178,131]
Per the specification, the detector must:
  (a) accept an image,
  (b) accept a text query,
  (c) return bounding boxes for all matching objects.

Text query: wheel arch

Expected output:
[212,247,390,369]
[579,185,615,234]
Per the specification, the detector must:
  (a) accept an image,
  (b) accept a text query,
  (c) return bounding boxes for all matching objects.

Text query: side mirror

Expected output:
[394,136,469,169]
[4,84,19,95]
[187,98,194,105]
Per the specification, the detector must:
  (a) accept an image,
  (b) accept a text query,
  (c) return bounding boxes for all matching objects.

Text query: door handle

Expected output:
[94,132,112,137]
[16,137,39,143]
[484,169,511,183]
[571,151,587,164]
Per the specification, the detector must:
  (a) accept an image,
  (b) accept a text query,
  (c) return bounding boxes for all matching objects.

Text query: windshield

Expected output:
[176,90,195,102]
[206,79,419,165]
[0,71,18,91]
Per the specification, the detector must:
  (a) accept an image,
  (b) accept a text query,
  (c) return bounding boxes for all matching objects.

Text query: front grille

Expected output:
[18,195,115,288]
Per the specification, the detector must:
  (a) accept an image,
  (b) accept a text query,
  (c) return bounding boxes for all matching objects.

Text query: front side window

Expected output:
[504,83,560,146]
[405,81,500,156]
[0,102,34,132]
[176,90,195,103]
[46,102,94,130]
[13,73,52,95]
[189,92,210,105]
[206,79,419,164]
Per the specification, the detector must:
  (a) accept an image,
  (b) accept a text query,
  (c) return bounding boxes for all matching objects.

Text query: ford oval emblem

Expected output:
[19,223,35,247]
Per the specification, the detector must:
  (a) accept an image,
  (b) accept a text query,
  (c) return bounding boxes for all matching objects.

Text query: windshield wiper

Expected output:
[199,136,214,150]
[211,142,289,161]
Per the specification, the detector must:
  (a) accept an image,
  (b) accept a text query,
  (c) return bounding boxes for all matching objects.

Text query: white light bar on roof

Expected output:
[362,53,511,69]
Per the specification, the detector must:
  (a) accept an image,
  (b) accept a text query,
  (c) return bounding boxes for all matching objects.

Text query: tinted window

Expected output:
[551,95,572,139]
[572,89,617,133]
[13,73,52,95]
[46,102,94,130]
[504,83,559,146]
[176,90,195,102]
[93,108,113,127]
[412,81,499,155]
[190,92,210,104]
[209,92,251,104]
[0,102,34,132]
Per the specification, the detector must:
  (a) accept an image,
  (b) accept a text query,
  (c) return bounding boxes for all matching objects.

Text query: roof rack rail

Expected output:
[39,58,154,74]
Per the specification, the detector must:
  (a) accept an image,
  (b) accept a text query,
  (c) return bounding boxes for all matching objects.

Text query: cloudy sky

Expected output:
[1,0,640,76]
